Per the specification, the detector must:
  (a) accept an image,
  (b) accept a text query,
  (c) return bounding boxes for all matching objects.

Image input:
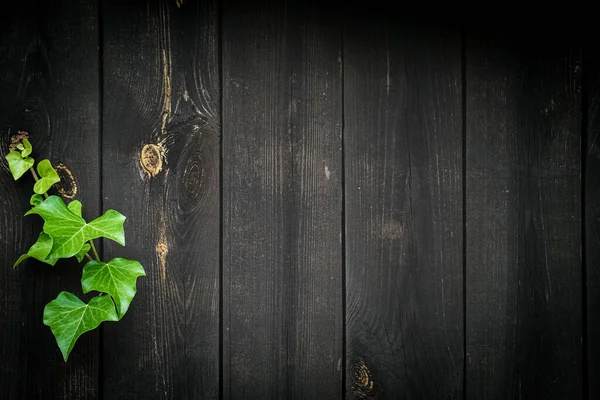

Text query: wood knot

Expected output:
[140,143,165,177]
[156,242,168,256]
[9,130,30,152]
[54,163,78,199]
[350,359,378,398]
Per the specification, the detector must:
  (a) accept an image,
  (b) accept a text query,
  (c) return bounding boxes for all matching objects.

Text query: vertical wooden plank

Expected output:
[466,30,582,399]
[0,0,100,398]
[222,1,343,398]
[102,0,220,398]
[344,20,463,398]
[0,4,38,398]
[586,43,600,398]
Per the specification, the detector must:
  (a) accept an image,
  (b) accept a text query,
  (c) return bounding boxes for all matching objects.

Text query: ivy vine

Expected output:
[5,134,145,361]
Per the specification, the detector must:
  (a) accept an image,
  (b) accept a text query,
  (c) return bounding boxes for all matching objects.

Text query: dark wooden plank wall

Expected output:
[466,29,582,399]
[0,0,100,398]
[586,41,600,399]
[102,0,220,398]
[344,19,463,399]
[222,1,342,398]
[0,3,597,400]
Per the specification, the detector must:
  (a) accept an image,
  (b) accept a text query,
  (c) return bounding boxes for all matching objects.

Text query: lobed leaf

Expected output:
[82,258,145,318]
[6,151,34,180]
[43,292,118,361]
[25,196,125,259]
[33,159,60,195]
[13,232,58,268]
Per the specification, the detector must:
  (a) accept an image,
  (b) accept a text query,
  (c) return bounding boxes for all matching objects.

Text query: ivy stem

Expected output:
[29,167,48,199]
[89,239,100,261]
[85,253,94,262]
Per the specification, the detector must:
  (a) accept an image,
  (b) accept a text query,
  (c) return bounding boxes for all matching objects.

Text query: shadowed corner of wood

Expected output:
[140,142,166,178]
[54,163,78,199]
[350,359,379,399]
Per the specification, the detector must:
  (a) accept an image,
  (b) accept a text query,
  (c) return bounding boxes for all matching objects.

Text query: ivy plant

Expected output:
[5,136,145,361]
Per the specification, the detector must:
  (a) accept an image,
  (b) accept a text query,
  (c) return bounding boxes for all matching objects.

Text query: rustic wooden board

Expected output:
[344,20,463,398]
[222,1,343,398]
[465,30,582,399]
[586,43,600,398]
[102,0,220,398]
[0,0,100,398]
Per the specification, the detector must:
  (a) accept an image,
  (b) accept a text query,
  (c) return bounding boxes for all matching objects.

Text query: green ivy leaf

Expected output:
[81,258,145,318]
[21,139,32,157]
[68,200,82,217]
[13,232,58,268]
[25,196,125,259]
[75,243,91,263]
[43,291,118,361]
[33,159,60,195]
[5,151,34,180]
[30,194,44,206]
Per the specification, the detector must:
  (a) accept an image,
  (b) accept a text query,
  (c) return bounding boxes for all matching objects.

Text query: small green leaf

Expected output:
[21,139,32,157]
[33,159,60,195]
[82,258,145,318]
[6,151,34,180]
[30,194,44,206]
[68,200,82,217]
[43,292,118,361]
[13,232,58,268]
[25,196,125,259]
[75,243,91,263]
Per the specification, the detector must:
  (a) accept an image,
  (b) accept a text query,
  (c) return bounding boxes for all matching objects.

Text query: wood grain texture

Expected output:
[222,1,343,398]
[343,20,463,399]
[465,30,582,399]
[586,43,600,398]
[0,0,100,398]
[102,0,220,398]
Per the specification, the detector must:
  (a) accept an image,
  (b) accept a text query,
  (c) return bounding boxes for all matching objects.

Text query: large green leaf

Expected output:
[82,258,145,318]
[13,232,58,268]
[5,151,34,180]
[43,292,118,361]
[25,195,126,259]
[33,159,60,195]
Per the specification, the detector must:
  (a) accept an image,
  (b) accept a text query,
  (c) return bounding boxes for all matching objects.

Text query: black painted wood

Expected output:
[465,30,582,399]
[344,19,464,399]
[0,0,100,398]
[222,0,343,398]
[586,43,600,399]
[102,0,220,398]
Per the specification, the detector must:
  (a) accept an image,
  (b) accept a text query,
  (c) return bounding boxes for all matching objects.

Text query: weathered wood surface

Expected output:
[344,19,464,399]
[0,5,594,400]
[586,42,600,399]
[466,30,582,399]
[102,0,220,398]
[222,0,343,398]
[0,0,100,398]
